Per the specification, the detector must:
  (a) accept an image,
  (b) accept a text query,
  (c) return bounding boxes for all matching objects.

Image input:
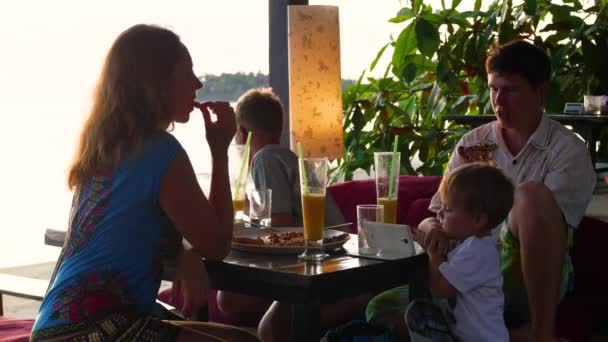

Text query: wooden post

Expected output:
[269,0,308,147]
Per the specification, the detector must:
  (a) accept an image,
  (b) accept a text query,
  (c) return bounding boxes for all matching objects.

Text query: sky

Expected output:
[0,0,479,267]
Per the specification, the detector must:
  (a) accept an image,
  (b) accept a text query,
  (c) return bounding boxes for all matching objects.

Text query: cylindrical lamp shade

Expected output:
[288,5,344,160]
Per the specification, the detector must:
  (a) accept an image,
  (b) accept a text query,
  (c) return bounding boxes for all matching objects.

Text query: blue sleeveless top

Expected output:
[33,132,184,332]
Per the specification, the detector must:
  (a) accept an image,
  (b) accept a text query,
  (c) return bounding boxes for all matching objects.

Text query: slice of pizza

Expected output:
[457,143,498,163]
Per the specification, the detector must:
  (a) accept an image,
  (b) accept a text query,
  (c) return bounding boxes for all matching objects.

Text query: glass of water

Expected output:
[248,189,272,228]
[357,204,384,255]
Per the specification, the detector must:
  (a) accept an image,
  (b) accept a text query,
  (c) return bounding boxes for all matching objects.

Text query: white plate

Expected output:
[231,227,350,255]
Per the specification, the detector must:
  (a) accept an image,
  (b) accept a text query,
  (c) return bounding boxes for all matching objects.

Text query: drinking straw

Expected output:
[235,132,253,199]
[388,135,399,199]
[297,142,309,194]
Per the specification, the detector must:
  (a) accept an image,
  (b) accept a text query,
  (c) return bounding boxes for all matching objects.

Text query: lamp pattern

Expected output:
[288,5,344,160]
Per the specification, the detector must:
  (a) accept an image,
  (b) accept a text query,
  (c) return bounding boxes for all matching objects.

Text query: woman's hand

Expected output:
[172,249,209,319]
[196,101,236,158]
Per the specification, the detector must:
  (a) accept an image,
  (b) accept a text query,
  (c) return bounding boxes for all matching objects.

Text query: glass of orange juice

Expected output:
[229,144,249,223]
[298,157,328,261]
[374,152,400,224]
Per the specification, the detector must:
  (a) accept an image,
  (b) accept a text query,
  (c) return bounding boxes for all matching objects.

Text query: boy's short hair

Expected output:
[439,163,514,230]
[485,40,551,88]
[235,87,284,138]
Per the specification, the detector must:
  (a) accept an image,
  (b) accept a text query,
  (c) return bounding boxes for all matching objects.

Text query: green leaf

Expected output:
[540,22,577,32]
[415,18,440,58]
[524,0,537,15]
[410,81,435,92]
[447,13,473,27]
[545,31,571,43]
[457,10,483,18]
[452,0,463,9]
[583,24,601,36]
[420,13,445,25]
[499,22,517,43]
[392,23,417,71]
[446,74,462,94]
[581,38,603,73]
[433,97,448,118]
[549,5,582,23]
[436,56,449,81]
[419,144,429,162]
[389,7,415,23]
[370,43,389,72]
[451,95,476,109]
[407,54,437,69]
[427,82,441,110]
[402,62,417,83]
[474,0,482,12]
[412,0,423,15]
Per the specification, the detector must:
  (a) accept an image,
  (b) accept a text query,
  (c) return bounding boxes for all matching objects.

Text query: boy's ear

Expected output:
[473,212,489,233]
[235,126,248,144]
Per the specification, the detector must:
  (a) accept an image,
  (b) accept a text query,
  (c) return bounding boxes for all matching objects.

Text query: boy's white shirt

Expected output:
[438,235,508,342]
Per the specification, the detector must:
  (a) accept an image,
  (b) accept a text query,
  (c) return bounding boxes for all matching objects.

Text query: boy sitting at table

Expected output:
[218,88,357,339]
[367,163,513,341]
[233,87,344,227]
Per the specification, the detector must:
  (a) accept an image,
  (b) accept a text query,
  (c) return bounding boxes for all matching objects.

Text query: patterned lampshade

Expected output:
[288,5,344,160]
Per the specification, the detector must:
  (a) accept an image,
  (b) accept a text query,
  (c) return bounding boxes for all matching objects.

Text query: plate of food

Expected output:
[231,227,351,255]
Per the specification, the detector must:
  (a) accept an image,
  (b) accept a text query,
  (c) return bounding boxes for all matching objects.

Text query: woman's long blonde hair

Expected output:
[68,24,183,190]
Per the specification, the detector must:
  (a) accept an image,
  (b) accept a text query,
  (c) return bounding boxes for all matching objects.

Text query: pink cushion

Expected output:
[327,175,442,232]
[0,317,34,342]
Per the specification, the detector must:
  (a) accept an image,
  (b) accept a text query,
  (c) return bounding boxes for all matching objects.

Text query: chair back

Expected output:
[327,176,442,233]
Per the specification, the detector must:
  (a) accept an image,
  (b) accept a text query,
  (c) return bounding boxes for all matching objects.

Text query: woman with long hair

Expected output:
[31,24,258,341]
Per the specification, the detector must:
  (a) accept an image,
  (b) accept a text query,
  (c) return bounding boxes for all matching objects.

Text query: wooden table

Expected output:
[45,229,428,342]
[445,114,608,168]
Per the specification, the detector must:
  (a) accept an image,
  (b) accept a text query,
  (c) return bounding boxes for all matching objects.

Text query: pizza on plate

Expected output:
[457,143,498,163]
[232,231,349,247]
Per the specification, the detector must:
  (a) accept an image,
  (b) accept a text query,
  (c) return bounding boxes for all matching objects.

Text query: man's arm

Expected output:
[544,140,596,227]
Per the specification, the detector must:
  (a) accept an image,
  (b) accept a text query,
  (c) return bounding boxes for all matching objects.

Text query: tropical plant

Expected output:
[333,0,608,182]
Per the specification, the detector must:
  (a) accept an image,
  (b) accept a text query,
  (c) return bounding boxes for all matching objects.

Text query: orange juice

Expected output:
[233,198,245,212]
[377,197,397,224]
[302,193,326,241]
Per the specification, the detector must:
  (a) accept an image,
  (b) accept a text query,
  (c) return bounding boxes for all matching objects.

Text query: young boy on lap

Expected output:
[368,163,513,341]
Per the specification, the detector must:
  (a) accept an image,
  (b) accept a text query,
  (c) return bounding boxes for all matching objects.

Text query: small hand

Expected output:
[424,227,449,261]
[172,249,208,319]
[196,101,237,157]
[414,217,442,245]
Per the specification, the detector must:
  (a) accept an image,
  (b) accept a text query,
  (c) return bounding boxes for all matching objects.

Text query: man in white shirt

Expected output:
[421,40,596,342]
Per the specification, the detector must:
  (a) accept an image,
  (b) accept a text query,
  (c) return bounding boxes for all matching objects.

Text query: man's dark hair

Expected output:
[486,40,551,88]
